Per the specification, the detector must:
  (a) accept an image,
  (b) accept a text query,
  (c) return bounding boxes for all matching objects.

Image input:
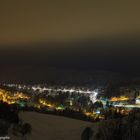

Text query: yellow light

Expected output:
[110,96,129,102]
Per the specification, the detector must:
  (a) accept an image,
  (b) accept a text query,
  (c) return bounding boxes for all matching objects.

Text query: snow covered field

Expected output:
[10,112,92,140]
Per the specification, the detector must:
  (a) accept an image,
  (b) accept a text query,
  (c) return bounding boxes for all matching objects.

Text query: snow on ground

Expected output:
[10,111,92,140]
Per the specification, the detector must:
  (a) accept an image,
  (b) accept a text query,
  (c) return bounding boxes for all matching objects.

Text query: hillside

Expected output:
[10,112,92,140]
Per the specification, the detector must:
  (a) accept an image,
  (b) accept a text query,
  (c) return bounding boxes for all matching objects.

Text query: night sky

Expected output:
[0,1,140,83]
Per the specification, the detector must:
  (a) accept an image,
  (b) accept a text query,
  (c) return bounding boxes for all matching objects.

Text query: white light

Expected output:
[89,90,98,104]
[136,98,140,104]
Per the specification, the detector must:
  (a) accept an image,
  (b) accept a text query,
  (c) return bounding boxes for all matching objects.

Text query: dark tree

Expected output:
[20,123,32,136]
[81,127,93,140]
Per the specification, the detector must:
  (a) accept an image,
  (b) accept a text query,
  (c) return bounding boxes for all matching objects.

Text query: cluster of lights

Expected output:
[110,96,129,102]
[6,84,99,104]
[39,99,53,107]
[1,85,135,120]
[89,90,98,103]
[0,89,30,105]
[39,99,65,111]
[6,84,98,94]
